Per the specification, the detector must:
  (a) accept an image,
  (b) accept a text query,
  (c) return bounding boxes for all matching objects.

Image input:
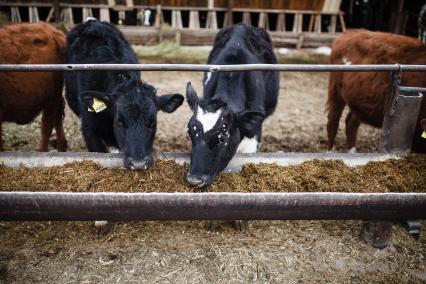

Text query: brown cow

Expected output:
[0,22,67,151]
[327,29,426,153]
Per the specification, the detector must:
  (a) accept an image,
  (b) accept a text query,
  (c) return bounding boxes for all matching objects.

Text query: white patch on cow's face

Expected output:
[342,56,352,65]
[196,106,222,132]
[236,136,258,153]
[204,72,212,86]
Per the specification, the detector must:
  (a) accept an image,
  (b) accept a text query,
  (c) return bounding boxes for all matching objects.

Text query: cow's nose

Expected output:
[186,174,208,188]
[125,156,153,171]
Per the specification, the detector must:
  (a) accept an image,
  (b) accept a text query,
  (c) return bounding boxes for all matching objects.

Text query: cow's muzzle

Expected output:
[124,156,153,171]
[186,173,211,188]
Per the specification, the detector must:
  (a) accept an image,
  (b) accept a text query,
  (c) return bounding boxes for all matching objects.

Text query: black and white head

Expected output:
[83,79,183,170]
[185,82,264,188]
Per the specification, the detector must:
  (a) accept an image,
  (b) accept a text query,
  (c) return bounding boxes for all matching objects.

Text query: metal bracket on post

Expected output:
[400,220,422,240]
[378,67,424,154]
[383,67,402,117]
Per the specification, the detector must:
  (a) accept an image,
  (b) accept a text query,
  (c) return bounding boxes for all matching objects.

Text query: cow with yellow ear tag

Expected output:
[65,19,183,171]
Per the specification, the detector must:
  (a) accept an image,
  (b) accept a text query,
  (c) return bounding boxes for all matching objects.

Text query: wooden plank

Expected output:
[189,10,200,29]
[276,13,286,32]
[0,3,343,16]
[100,7,110,22]
[242,11,251,25]
[314,14,321,33]
[82,7,93,21]
[11,6,22,22]
[339,12,346,32]
[154,4,163,27]
[296,33,305,49]
[172,10,183,29]
[115,25,339,47]
[330,14,337,33]
[61,7,74,25]
[29,6,40,22]
[53,0,60,23]
[308,14,314,31]
[46,7,54,22]
[206,11,217,29]
[258,12,269,30]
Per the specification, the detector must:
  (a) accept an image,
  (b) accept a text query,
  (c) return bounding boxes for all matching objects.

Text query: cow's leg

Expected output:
[53,96,67,152]
[345,111,361,152]
[39,103,58,152]
[229,127,263,231]
[327,98,345,151]
[0,109,3,151]
[81,118,107,153]
[237,126,261,154]
[82,118,109,233]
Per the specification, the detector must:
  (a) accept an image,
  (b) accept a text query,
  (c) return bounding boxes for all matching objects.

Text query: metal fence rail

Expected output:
[0,192,425,221]
[1,64,426,72]
[0,151,402,169]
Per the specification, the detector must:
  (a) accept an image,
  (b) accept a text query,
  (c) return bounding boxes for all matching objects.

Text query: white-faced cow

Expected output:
[327,29,426,153]
[185,24,279,188]
[65,19,183,170]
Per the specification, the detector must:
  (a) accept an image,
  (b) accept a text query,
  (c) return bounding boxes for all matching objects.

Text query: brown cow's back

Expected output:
[327,29,426,153]
[0,22,67,151]
[0,22,65,124]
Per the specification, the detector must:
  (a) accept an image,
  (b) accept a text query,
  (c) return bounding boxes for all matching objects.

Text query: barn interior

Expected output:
[0,0,425,283]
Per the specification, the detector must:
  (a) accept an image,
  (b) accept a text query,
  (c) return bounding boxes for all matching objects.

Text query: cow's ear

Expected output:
[157,93,184,113]
[80,91,112,104]
[236,111,265,132]
[80,91,112,113]
[186,82,198,111]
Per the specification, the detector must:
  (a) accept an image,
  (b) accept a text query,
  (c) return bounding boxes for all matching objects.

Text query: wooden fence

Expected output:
[0,1,346,47]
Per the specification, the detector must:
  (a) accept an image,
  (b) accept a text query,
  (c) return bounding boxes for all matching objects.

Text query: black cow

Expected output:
[65,19,183,170]
[185,24,280,187]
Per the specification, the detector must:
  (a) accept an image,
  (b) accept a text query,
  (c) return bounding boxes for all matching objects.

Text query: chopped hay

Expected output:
[1,156,425,193]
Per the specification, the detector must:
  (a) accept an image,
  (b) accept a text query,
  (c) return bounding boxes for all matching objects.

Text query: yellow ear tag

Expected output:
[88,98,107,113]
[422,131,426,139]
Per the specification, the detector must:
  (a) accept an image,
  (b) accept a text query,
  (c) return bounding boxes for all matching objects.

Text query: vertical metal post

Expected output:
[53,0,60,23]
[378,71,424,154]
[394,0,406,34]
[227,0,233,27]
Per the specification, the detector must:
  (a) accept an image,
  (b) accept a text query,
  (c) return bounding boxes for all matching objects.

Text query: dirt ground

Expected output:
[0,48,424,283]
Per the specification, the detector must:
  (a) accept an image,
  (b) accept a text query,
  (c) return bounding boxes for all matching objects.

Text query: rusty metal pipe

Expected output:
[0,192,424,221]
[0,64,426,72]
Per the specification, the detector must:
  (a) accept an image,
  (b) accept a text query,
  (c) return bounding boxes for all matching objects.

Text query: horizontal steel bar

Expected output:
[0,64,426,72]
[399,86,426,93]
[0,192,424,221]
[0,151,402,170]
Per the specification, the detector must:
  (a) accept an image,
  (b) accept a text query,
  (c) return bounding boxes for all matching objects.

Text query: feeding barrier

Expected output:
[1,63,425,248]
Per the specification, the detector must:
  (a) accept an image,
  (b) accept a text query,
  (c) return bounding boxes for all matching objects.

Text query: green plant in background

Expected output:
[0,11,9,26]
